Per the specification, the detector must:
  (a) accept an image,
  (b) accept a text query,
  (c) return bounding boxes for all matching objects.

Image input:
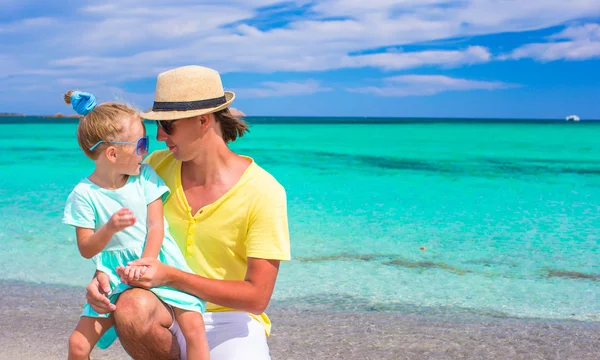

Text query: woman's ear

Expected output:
[198,114,212,131]
[200,114,210,125]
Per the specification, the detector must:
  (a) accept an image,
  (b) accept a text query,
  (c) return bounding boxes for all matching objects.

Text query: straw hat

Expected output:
[141,65,235,121]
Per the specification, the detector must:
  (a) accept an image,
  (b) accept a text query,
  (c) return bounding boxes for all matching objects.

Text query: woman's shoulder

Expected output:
[244,159,285,194]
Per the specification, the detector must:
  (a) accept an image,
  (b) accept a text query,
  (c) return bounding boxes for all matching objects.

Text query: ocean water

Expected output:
[1,117,599,322]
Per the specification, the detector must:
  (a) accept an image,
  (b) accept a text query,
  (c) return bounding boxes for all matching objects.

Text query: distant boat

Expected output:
[566,115,580,121]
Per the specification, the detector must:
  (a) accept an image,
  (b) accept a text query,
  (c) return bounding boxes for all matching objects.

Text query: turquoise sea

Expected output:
[1,117,599,322]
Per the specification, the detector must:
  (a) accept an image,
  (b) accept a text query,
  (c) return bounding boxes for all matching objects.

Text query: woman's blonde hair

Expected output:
[213,108,249,143]
[64,90,141,159]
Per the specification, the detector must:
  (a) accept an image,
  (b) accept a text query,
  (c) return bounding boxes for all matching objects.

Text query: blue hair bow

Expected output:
[70,91,97,115]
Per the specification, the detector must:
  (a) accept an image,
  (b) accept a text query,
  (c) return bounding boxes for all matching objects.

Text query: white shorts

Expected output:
[168,310,271,360]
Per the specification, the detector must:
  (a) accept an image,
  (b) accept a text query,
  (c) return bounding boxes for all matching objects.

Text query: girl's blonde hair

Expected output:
[64,90,141,159]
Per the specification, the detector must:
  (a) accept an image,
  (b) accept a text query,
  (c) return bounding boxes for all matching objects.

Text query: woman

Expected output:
[85,65,291,360]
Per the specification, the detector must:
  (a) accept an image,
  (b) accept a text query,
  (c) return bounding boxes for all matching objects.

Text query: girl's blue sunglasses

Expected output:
[89,136,149,155]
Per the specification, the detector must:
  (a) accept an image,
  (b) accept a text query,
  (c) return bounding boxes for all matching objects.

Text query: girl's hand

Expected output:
[122,265,149,282]
[117,258,170,289]
[107,208,136,233]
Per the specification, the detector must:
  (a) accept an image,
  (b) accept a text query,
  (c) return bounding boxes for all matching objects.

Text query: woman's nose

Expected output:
[156,125,167,141]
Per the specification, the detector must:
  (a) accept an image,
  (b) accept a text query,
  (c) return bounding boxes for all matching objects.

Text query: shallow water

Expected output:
[1,118,599,322]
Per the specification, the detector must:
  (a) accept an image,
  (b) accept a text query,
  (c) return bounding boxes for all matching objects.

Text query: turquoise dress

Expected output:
[63,164,205,349]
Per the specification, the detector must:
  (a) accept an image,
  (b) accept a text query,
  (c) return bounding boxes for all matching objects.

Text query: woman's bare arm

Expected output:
[122,257,280,314]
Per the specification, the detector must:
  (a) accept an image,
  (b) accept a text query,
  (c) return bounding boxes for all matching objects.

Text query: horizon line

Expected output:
[1,113,599,121]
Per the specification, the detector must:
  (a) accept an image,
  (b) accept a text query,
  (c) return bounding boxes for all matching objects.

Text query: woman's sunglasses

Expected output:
[89,136,150,156]
[157,120,178,135]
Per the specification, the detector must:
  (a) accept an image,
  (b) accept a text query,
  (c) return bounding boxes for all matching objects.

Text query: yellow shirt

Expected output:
[145,150,291,335]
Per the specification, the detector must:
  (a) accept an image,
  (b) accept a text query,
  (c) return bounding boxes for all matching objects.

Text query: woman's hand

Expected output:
[86,271,116,313]
[116,258,171,289]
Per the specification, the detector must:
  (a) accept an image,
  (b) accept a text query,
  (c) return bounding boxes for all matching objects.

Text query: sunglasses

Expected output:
[157,120,178,135]
[89,136,150,156]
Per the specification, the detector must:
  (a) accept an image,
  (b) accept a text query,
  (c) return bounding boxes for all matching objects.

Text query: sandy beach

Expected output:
[2,280,599,360]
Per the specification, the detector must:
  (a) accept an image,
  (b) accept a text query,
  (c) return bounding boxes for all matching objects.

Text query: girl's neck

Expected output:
[88,164,128,190]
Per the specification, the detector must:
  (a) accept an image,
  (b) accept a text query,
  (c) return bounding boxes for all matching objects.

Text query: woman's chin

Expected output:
[170,149,187,161]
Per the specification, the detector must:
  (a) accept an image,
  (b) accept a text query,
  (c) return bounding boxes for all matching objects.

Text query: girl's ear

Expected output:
[106,146,118,163]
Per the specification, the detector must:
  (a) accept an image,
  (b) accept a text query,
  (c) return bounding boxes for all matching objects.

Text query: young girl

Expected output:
[62,90,209,360]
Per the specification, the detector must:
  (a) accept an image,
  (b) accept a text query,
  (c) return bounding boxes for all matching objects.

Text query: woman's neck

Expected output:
[181,142,249,186]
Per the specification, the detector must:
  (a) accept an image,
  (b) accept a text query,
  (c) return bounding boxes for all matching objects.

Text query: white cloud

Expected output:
[344,46,491,70]
[312,0,600,37]
[1,0,599,112]
[76,4,253,47]
[501,23,600,61]
[505,41,600,61]
[347,75,516,96]
[233,79,332,98]
[4,1,600,77]
[548,23,600,40]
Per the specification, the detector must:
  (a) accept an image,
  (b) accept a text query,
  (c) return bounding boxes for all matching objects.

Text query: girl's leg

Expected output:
[173,307,210,360]
[68,316,113,360]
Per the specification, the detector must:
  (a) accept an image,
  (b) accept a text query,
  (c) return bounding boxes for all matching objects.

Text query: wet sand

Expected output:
[2,280,599,359]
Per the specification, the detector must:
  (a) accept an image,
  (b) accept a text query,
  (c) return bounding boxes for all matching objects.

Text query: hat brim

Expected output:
[141,91,235,121]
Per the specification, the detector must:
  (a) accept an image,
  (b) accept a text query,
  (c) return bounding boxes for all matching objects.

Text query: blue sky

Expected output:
[1,0,599,119]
